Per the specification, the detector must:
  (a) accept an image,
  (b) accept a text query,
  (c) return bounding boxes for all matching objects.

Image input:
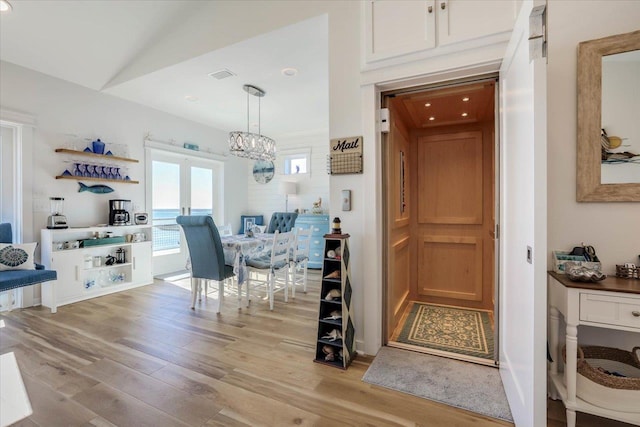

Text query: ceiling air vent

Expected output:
[208,69,236,80]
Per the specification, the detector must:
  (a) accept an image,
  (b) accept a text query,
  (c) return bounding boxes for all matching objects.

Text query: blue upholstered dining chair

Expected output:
[176,216,236,312]
[266,212,299,233]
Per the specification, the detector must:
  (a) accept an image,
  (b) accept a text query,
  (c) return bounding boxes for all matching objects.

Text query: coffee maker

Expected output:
[109,199,131,226]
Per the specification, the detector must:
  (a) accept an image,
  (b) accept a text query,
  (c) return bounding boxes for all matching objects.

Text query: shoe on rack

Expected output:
[324,270,341,279]
[325,289,341,301]
[323,310,342,320]
[321,329,343,341]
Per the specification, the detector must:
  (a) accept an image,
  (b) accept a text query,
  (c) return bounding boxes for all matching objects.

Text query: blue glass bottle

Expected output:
[92,139,105,155]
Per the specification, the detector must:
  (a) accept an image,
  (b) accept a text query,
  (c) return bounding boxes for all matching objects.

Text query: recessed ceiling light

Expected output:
[425,102,431,107]
[0,0,12,13]
[184,95,199,102]
[281,67,298,77]
[462,97,470,102]
[429,116,435,121]
[461,112,468,117]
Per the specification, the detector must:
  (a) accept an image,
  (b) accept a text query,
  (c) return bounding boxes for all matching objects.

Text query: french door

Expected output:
[146,149,224,276]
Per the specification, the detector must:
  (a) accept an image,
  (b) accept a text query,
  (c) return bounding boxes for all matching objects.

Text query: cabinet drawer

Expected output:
[580,293,640,330]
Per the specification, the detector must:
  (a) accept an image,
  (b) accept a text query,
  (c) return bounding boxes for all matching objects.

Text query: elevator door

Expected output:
[414,126,495,310]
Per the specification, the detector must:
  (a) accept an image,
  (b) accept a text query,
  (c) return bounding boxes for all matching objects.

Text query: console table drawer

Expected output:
[580,293,640,330]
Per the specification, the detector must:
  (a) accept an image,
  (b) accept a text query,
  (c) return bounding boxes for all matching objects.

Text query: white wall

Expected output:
[246,131,330,222]
[547,0,640,349]
[0,59,248,251]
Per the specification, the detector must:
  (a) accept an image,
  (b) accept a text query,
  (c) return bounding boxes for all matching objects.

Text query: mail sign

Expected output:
[330,136,363,155]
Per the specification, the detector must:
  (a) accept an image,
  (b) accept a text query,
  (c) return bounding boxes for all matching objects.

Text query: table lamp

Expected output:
[279,181,297,212]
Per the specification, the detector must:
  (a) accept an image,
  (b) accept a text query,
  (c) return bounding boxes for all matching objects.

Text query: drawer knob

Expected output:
[633,311,640,317]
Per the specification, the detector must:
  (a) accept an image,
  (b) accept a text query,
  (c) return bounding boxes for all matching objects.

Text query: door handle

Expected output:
[633,311,640,317]
[441,2,446,10]
[428,5,433,13]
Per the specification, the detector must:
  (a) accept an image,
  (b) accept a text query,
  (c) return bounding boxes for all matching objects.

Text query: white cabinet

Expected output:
[437,0,516,46]
[365,0,436,63]
[364,0,518,65]
[41,225,153,310]
[131,241,152,285]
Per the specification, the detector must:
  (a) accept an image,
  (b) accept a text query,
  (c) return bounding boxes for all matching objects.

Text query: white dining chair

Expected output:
[290,227,311,298]
[217,223,233,237]
[245,230,293,310]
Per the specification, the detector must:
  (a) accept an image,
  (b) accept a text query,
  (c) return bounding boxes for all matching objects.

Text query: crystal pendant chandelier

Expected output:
[228,84,276,161]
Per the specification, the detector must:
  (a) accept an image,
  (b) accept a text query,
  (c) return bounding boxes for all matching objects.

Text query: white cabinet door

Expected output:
[50,250,83,303]
[365,0,436,63]
[131,241,152,285]
[437,0,517,46]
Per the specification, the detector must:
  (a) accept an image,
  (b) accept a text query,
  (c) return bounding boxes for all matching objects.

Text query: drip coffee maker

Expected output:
[109,199,131,226]
[46,197,68,229]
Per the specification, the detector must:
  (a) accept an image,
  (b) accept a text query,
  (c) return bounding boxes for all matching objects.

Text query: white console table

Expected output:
[548,271,640,427]
[41,225,153,310]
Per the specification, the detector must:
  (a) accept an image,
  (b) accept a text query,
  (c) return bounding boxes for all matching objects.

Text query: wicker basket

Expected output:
[563,346,640,412]
[616,264,640,279]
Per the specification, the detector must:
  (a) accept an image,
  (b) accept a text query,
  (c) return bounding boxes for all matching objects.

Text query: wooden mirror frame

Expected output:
[576,30,640,202]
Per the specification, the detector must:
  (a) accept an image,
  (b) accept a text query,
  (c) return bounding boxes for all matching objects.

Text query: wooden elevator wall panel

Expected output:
[391,236,411,318]
[417,131,483,225]
[386,100,413,338]
[418,236,483,301]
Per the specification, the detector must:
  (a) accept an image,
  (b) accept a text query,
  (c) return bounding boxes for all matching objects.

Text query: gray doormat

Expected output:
[362,347,513,422]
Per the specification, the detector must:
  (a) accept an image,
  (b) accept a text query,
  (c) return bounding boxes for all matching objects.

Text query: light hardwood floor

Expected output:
[0,272,632,426]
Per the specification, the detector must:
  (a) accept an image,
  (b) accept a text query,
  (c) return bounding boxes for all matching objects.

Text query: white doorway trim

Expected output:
[361,60,503,357]
[1,109,37,309]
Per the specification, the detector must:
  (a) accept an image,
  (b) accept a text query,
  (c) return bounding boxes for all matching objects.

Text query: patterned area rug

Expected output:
[397,303,494,360]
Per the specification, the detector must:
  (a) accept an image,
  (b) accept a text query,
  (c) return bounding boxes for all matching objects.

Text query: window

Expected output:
[282,148,311,176]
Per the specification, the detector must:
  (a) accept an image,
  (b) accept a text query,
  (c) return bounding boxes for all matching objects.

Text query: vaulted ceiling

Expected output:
[0,1,329,137]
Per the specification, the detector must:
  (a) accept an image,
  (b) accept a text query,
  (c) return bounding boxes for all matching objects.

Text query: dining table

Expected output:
[220,233,274,285]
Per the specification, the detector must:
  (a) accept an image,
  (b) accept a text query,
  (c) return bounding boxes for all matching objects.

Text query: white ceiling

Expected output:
[0,1,329,138]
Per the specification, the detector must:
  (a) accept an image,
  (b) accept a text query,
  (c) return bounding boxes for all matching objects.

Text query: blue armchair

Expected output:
[176,216,237,312]
[0,223,57,312]
[267,212,299,233]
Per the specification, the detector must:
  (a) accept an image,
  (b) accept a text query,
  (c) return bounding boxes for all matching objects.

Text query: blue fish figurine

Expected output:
[78,182,114,194]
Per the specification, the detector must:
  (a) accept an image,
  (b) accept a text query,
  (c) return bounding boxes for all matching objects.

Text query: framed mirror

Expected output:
[577,30,640,202]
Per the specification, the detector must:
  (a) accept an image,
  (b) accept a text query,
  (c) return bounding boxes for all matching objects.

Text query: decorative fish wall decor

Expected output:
[78,182,114,194]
